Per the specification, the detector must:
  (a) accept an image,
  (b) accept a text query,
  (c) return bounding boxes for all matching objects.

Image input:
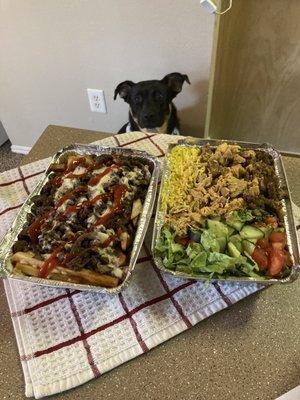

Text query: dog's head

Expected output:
[114,72,190,130]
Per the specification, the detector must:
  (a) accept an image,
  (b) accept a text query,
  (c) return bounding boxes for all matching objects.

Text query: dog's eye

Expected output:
[134,95,142,103]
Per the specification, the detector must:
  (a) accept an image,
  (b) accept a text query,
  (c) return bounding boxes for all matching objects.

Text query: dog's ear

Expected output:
[161,73,190,99]
[114,81,135,102]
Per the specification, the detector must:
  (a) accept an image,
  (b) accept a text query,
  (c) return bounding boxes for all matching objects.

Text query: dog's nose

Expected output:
[142,113,154,121]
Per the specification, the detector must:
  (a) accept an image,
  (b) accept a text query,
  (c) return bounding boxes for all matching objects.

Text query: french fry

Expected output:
[132,216,139,226]
[119,231,132,250]
[14,263,83,284]
[48,163,66,172]
[117,252,127,267]
[10,150,151,290]
[58,267,119,288]
[11,252,43,267]
[66,155,93,169]
[13,259,119,288]
[14,262,38,277]
[131,198,142,220]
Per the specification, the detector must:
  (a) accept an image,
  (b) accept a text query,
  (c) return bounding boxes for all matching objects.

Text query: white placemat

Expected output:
[1,132,299,398]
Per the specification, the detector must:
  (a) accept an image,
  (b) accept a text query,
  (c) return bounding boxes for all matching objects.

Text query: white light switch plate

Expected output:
[87,88,107,113]
[200,0,217,14]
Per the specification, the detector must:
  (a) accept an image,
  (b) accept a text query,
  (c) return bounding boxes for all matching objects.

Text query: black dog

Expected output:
[114,72,190,135]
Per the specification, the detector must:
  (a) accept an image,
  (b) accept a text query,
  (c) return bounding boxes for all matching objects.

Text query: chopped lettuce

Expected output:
[207,220,229,238]
[226,210,254,231]
[241,264,265,279]
[155,220,268,280]
[171,242,185,254]
[232,210,255,223]
[186,242,204,259]
[190,252,207,273]
[201,230,221,253]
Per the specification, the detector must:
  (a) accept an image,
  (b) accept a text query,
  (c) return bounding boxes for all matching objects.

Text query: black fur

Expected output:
[114,73,190,134]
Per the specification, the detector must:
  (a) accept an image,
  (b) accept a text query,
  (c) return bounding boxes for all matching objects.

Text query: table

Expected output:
[1,125,299,400]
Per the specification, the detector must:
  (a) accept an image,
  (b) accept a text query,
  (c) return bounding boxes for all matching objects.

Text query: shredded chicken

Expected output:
[161,143,285,235]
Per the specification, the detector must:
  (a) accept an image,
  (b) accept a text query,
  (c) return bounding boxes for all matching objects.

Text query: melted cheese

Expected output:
[92,167,106,175]
[112,267,123,278]
[97,248,120,270]
[87,214,97,225]
[95,229,115,244]
[120,168,141,186]
[88,170,115,199]
[56,201,69,213]
[54,178,79,202]
[67,165,87,176]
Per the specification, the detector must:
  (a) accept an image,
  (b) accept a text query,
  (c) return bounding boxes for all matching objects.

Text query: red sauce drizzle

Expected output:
[89,193,110,205]
[62,252,76,266]
[61,204,81,216]
[60,193,110,217]
[55,186,87,209]
[27,211,51,242]
[52,176,62,187]
[29,159,125,272]
[51,158,87,187]
[94,184,127,227]
[102,235,117,248]
[66,162,99,179]
[65,157,86,173]
[38,243,65,278]
[88,165,118,186]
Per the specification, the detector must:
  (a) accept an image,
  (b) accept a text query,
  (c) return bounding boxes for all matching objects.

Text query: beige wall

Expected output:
[206,0,300,153]
[0,0,214,147]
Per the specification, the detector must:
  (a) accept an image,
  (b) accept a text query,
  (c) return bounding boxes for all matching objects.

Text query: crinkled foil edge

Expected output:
[0,143,160,294]
[151,138,300,284]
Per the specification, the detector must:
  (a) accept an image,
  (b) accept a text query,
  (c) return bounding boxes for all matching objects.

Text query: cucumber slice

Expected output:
[248,238,258,244]
[258,226,273,237]
[207,220,228,237]
[240,225,264,240]
[226,220,244,232]
[171,243,184,253]
[243,251,259,271]
[242,240,256,255]
[228,242,241,258]
[227,226,236,236]
[229,234,242,252]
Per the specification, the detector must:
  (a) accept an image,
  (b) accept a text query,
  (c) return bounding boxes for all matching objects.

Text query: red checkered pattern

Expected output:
[1,132,299,399]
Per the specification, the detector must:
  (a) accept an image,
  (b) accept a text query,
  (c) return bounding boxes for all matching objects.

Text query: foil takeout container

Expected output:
[151,137,300,284]
[0,143,160,293]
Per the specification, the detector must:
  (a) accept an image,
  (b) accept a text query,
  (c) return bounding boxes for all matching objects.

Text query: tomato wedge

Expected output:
[269,231,287,244]
[256,238,269,250]
[252,247,268,270]
[268,247,285,277]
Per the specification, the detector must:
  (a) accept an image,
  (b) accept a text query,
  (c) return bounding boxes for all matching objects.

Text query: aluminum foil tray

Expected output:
[151,137,300,284]
[0,143,160,293]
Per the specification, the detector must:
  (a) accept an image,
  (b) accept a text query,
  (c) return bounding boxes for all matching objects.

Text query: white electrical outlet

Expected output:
[87,88,107,113]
